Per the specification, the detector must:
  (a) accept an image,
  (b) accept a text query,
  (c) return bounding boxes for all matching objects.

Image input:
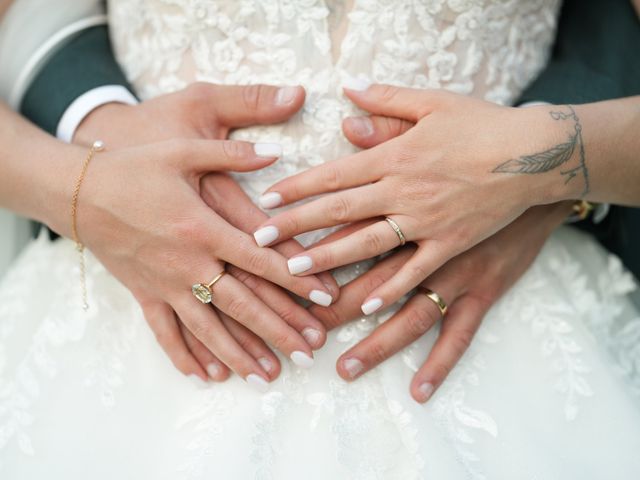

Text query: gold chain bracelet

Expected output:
[71,140,105,310]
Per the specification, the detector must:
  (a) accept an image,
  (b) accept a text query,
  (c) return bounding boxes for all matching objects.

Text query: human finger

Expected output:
[342,115,414,149]
[253,185,384,247]
[410,296,489,403]
[179,323,231,381]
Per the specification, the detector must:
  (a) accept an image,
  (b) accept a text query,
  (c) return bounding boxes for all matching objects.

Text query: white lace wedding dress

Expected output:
[2,1,640,478]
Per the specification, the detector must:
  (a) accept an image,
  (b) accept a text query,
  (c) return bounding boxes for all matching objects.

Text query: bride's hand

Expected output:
[74,83,338,383]
[254,85,579,315]
[48,139,333,390]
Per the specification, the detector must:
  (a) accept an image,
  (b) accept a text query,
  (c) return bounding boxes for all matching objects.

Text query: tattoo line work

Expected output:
[492,106,589,197]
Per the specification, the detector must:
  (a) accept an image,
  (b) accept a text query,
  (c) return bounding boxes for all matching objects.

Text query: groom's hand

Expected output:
[309,114,572,403]
[74,83,339,382]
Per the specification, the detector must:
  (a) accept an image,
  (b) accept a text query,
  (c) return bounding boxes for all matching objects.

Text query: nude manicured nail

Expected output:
[342,76,372,92]
[259,192,283,209]
[246,373,269,393]
[290,351,314,369]
[275,86,299,105]
[347,116,374,137]
[288,256,312,275]
[206,363,222,379]
[343,358,364,378]
[254,143,283,157]
[309,290,332,307]
[361,297,383,315]
[258,357,274,374]
[302,327,322,347]
[253,225,279,247]
[418,382,435,403]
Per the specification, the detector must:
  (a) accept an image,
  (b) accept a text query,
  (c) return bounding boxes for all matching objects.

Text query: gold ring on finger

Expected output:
[417,286,448,318]
[384,216,406,246]
[192,269,227,304]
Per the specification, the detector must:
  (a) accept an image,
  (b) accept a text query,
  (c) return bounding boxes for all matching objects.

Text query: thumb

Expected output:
[343,83,445,122]
[193,83,306,128]
[342,115,414,149]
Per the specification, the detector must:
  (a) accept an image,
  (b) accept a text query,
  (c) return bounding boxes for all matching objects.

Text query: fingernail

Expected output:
[347,116,374,137]
[288,256,312,275]
[206,363,221,379]
[343,76,372,92]
[246,373,269,393]
[188,373,208,388]
[259,192,283,209]
[302,327,322,347]
[418,382,435,403]
[343,358,364,378]
[361,297,383,315]
[275,86,299,105]
[258,357,274,374]
[253,225,279,247]
[309,290,332,307]
[254,142,283,158]
[290,351,314,369]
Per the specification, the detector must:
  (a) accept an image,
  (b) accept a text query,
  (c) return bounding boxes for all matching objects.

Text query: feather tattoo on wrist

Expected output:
[492,106,589,197]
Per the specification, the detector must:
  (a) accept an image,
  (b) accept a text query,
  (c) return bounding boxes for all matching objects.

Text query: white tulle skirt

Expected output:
[1,227,640,479]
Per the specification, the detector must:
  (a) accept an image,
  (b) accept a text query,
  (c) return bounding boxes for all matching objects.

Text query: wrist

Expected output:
[73,102,136,147]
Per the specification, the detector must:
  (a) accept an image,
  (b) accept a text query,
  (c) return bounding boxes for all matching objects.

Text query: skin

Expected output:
[0,85,341,389]
[255,87,640,321]
[297,113,573,403]
[75,83,341,382]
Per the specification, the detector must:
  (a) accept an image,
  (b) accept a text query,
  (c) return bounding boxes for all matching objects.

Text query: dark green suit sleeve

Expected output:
[20,25,135,135]
[517,0,640,281]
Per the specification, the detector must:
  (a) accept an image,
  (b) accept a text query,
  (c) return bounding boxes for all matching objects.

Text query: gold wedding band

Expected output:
[385,217,406,246]
[417,287,448,317]
[192,269,226,304]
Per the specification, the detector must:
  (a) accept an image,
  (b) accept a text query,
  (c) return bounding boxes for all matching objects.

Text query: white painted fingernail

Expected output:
[309,290,332,307]
[290,351,314,369]
[343,358,364,378]
[275,86,299,105]
[418,382,435,403]
[188,374,208,388]
[258,357,274,374]
[361,297,383,315]
[288,256,312,275]
[259,192,283,209]
[347,116,374,137]
[253,225,279,247]
[246,373,269,393]
[254,143,283,158]
[302,327,322,347]
[206,363,221,379]
[343,76,372,92]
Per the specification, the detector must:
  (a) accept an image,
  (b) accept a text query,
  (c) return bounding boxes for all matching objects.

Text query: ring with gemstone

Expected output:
[192,269,226,304]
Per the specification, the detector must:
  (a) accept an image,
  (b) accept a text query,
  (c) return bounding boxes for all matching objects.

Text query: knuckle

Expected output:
[314,305,343,329]
[226,296,251,320]
[277,306,299,326]
[313,248,334,270]
[363,231,385,255]
[246,250,272,276]
[188,321,211,344]
[270,330,291,352]
[242,84,265,112]
[431,362,451,383]
[326,196,351,222]
[367,342,388,365]
[320,165,343,191]
[185,81,212,101]
[235,331,256,352]
[410,262,430,282]
[450,328,475,356]
[405,308,436,337]
[280,214,300,236]
[231,267,259,290]
[378,84,399,102]
[220,139,246,161]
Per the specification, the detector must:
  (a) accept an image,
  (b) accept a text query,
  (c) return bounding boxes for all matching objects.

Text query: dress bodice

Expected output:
[108,0,562,221]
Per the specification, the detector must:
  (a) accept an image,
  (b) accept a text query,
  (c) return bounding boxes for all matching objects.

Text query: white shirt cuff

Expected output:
[56,85,138,143]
